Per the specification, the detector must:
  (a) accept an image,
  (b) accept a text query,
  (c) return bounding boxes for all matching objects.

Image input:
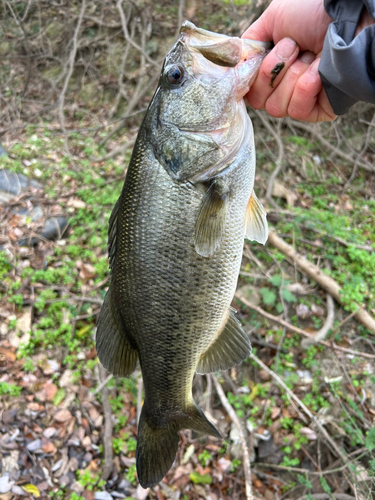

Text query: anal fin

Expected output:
[96,288,138,377]
[196,308,251,374]
[195,179,229,257]
[245,190,268,244]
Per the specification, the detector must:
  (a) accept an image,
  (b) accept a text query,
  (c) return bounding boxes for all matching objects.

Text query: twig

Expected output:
[343,112,375,190]
[159,482,180,500]
[58,0,86,157]
[137,375,143,425]
[236,293,375,359]
[254,447,366,475]
[92,373,113,396]
[212,375,253,500]
[267,230,375,334]
[301,294,334,348]
[175,0,185,38]
[98,364,113,481]
[254,111,284,201]
[295,495,355,500]
[330,235,374,253]
[91,137,136,162]
[249,353,348,463]
[116,0,159,68]
[287,120,375,173]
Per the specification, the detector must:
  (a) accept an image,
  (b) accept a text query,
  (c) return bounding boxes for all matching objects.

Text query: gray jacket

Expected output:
[319,0,375,114]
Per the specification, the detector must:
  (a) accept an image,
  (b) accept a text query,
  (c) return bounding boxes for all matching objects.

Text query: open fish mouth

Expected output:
[180,20,272,68]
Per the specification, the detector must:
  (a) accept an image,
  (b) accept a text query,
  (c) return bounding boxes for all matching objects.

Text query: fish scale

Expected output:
[96,22,270,488]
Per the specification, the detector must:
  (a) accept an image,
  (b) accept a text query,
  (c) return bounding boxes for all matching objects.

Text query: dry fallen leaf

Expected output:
[272,180,298,207]
[66,198,86,209]
[54,410,72,423]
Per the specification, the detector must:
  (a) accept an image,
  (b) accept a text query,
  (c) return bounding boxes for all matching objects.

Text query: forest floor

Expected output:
[0,1,375,500]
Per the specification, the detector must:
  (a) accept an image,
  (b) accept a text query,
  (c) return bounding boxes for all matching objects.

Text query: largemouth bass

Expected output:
[96,22,269,488]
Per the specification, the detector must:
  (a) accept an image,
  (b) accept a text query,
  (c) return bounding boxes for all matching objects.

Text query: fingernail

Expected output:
[300,51,315,64]
[276,38,297,60]
[309,58,320,73]
[305,59,320,83]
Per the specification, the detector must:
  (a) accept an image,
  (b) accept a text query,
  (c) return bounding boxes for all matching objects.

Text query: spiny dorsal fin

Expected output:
[96,288,138,377]
[245,190,268,244]
[196,308,251,374]
[195,180,229,257]
[108,198,120,271]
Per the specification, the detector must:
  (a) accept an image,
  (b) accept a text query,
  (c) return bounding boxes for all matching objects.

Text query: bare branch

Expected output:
[288,120,375,173]
[254,111,285,202]
[301,293,335,348]
[98,364,113,481]
[249,353,348,463]
[212,375,254,500]
[116,0,160,69]
[267,230,375,334]
[58,0,87,157]
[236,293,375,360]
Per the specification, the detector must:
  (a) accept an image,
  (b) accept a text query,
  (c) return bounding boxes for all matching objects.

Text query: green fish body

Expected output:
[96,22,269,488]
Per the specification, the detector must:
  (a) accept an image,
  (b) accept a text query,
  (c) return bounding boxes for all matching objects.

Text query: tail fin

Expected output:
[136,404,220,488]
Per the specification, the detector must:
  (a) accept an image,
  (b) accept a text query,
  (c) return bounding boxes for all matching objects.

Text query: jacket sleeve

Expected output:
[319,0,375,115]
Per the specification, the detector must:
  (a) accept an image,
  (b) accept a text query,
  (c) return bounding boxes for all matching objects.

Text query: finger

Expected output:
[265,51,316,118]
[241,11,273,42]
[287,58,336,122]
[245,37,299,110]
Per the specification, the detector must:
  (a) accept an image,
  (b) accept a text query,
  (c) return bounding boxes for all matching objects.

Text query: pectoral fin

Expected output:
[245,191,268,244]
[196,308,251,374]
[96,288,138,377]
[195,180,229,257]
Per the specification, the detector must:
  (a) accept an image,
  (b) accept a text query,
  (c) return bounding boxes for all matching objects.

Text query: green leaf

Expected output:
[276,302,284,313]
[53,388,66,406]
[259,288,276,306]
[365,427,375,452]
[189,472,212,484]
[270,275,282,287]
[281,288,297,303]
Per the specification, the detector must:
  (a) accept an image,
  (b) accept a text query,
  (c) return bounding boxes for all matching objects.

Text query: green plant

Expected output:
[76,470,105,491]
[0,382,21,397]
[198,450,212,467]
[125,464,137,485]
[230,458,241,472]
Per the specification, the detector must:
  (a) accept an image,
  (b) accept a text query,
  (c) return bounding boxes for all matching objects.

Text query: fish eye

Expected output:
[166,65,184,85]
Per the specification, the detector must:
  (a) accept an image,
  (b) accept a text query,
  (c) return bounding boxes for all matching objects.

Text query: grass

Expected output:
[0,109,374,498]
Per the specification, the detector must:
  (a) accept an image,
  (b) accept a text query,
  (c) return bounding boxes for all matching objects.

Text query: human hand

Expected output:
[242,0,336,122]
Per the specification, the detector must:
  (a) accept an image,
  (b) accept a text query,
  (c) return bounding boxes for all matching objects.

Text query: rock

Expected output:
[11,485,26,496]
[0,476,14,494]
[59,370,74,388]
[258,369,271,382]
[217,458,232,473]
[94,492,113,500]
[135,485,149,500]
[26,439,42,452]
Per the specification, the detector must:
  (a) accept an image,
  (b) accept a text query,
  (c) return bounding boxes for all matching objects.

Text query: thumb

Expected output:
[241,11,273,42]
